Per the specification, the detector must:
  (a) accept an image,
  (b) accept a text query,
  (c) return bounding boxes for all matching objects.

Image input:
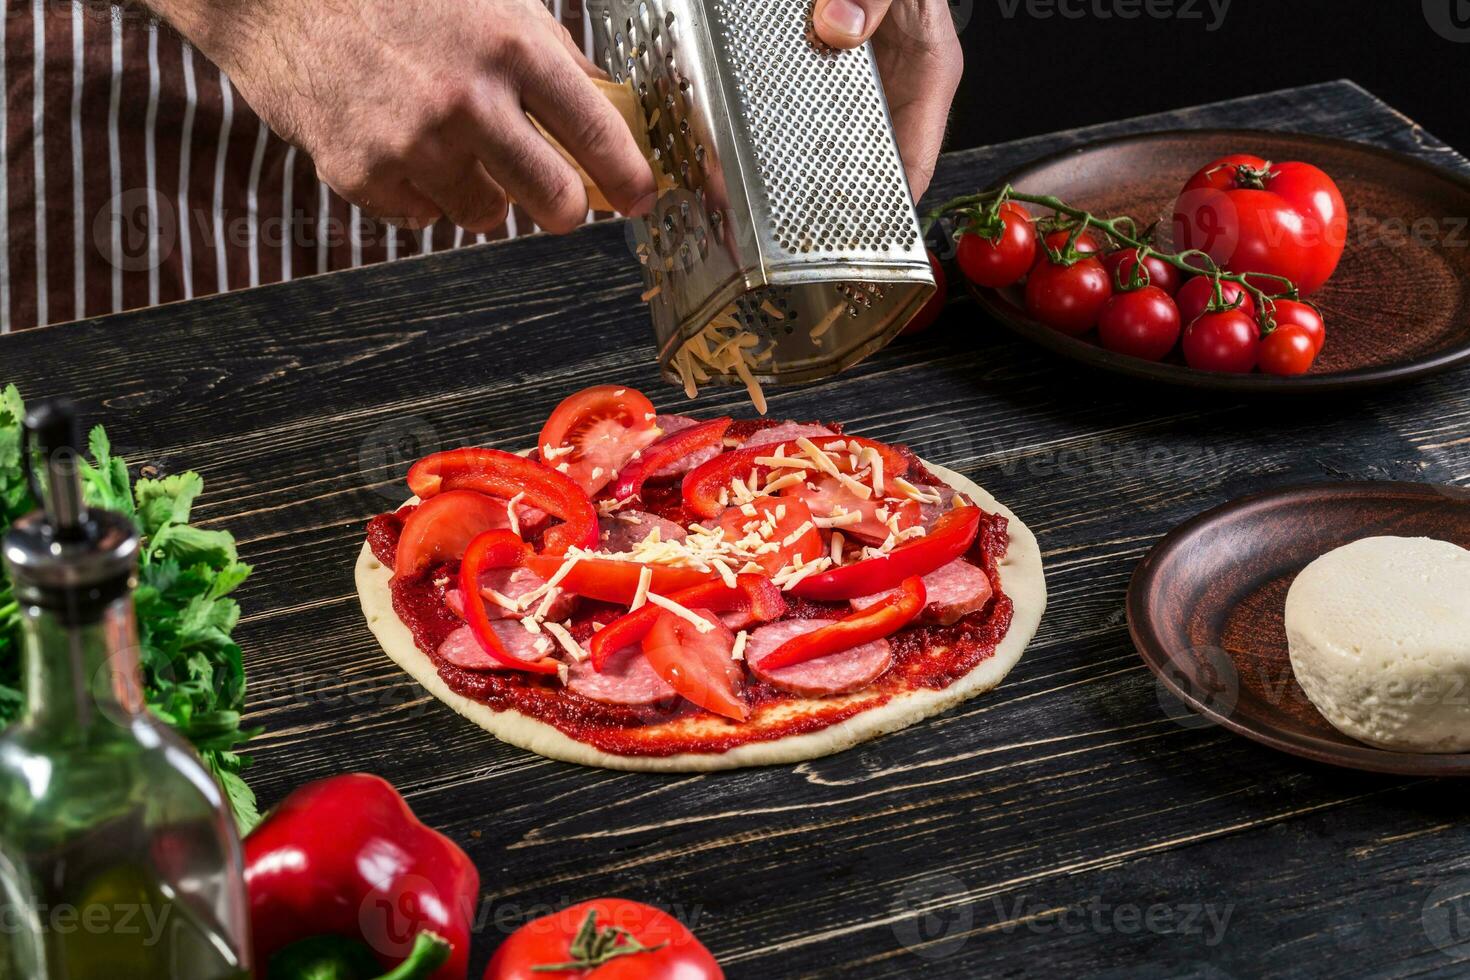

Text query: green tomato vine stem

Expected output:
[922,185,1301,331]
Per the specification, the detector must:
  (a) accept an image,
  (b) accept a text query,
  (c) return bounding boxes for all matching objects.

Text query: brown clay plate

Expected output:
[1128,481,1470,775]
[966,129,1470,392]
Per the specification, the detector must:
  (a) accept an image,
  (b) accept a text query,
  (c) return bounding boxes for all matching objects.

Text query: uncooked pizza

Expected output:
[355,385,1046,770]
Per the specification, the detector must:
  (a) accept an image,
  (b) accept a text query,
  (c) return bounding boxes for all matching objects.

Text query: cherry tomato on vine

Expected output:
[1258,325,1319,377]
[956,202,1037,288]
[1172,154,1347,296]
[1103,248,1182,296]
[903,250,948,334]
[1096,286,1183,362]
[1267,298,1326,354]
[1176,276,1256,327]
[1037,229,1104,264]
[1025,255,1112,336]
[1182,309,1261,373]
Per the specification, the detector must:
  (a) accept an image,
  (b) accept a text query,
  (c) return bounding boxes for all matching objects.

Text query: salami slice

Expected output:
[566,643,677,706]
[648,415,725,478]
[850,559,993,626]
[445,566,575,622]
[597,511,687,553]
[741,422,835,449]
[744,619,894,698]
[437,621,552,670]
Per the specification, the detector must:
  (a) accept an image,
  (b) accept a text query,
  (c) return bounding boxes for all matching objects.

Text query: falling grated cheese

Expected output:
[534,586,563,621]
[483,588,520,613]
[863,448,885,497]
[641,285,662,301]
[506,492,525,537]
[519,549,586,609]
[892,476,943,504]
[629,565,654,611]
[763,471,807,493]
[646,592,717,632]
[810,302,845,340]
[543,621,586,662]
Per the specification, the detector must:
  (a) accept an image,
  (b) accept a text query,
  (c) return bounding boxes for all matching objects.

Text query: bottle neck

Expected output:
[21,596,146,733]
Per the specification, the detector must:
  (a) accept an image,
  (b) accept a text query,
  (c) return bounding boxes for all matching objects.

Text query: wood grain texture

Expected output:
[3,81,1469,978]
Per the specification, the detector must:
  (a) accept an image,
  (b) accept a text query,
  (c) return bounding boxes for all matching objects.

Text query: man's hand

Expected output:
[812,0,963,200]
[156,0,658,233]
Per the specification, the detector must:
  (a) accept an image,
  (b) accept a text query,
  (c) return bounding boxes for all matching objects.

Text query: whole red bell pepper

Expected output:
[407,448,598,555]
[588,574,785,669]
[757,575,927,671]
[245,774,480,980]
[612,416,732,503]
[786,506,981,601]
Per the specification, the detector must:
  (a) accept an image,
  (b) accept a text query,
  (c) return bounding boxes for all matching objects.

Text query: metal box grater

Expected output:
[587,0,936,393]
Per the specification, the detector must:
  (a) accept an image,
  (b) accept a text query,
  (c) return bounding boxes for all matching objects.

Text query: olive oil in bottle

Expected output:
[0,402,251,979]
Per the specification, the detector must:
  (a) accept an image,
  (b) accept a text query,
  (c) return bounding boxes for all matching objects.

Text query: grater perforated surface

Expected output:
[709,0,917,258]
[588,0,935,391]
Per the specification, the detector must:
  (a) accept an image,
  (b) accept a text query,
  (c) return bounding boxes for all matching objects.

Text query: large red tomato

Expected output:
[486,899,722,979]
[1172,154,1346,296]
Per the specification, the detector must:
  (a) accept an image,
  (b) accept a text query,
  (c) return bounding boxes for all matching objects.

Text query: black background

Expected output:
[950,0,1469,155]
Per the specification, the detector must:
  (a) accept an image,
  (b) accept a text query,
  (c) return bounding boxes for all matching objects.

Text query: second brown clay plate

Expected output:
[1128,481,1470,775]
[966,129,1470,392]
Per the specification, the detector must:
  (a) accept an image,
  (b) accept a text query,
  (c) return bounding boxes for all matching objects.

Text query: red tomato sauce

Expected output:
[365,440,1014,757]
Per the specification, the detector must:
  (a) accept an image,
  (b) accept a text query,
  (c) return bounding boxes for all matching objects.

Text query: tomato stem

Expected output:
[923,185,1300,329]
[531,910,667,972]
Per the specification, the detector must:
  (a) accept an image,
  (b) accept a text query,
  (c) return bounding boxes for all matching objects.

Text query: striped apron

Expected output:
[0,0,600,334]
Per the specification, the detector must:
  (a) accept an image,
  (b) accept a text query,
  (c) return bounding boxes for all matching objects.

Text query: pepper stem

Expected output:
[375,933,452,980]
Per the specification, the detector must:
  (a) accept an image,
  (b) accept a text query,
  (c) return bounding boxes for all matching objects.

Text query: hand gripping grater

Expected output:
[587,0,936,399]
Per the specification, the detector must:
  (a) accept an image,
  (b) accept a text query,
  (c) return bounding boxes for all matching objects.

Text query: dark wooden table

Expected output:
[5,80,1469,978]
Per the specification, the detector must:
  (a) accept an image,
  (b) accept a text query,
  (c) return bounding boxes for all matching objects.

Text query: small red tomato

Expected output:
[956,202,1037,288]
[1268,298,1326,354]
[1258,324,1318,376]
[1176,276,1256,326]
[1096,286,1183,361]
[1103,248,1182,295]
[1037,229,1105,264]
[1182,309,1262,373]
[1025,256,1113,336]
[903,249,948,334]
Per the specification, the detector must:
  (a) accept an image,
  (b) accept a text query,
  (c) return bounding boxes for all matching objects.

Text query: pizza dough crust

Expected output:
[354,462,1046,770]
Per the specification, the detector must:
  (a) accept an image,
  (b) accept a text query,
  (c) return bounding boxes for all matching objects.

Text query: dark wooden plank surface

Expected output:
[5,80,1470,978]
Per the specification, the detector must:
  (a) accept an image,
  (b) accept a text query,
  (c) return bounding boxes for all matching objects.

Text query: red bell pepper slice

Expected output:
[407,448,598,554]
[588,574,785,670]
[786,505,981,601]
[243,773,479,980]
[757,575,927,671]
[524,554,718,605]
[612,416,732,502]
[460,530,559,675]
[642,609,748,721]
[681,435,911,519]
